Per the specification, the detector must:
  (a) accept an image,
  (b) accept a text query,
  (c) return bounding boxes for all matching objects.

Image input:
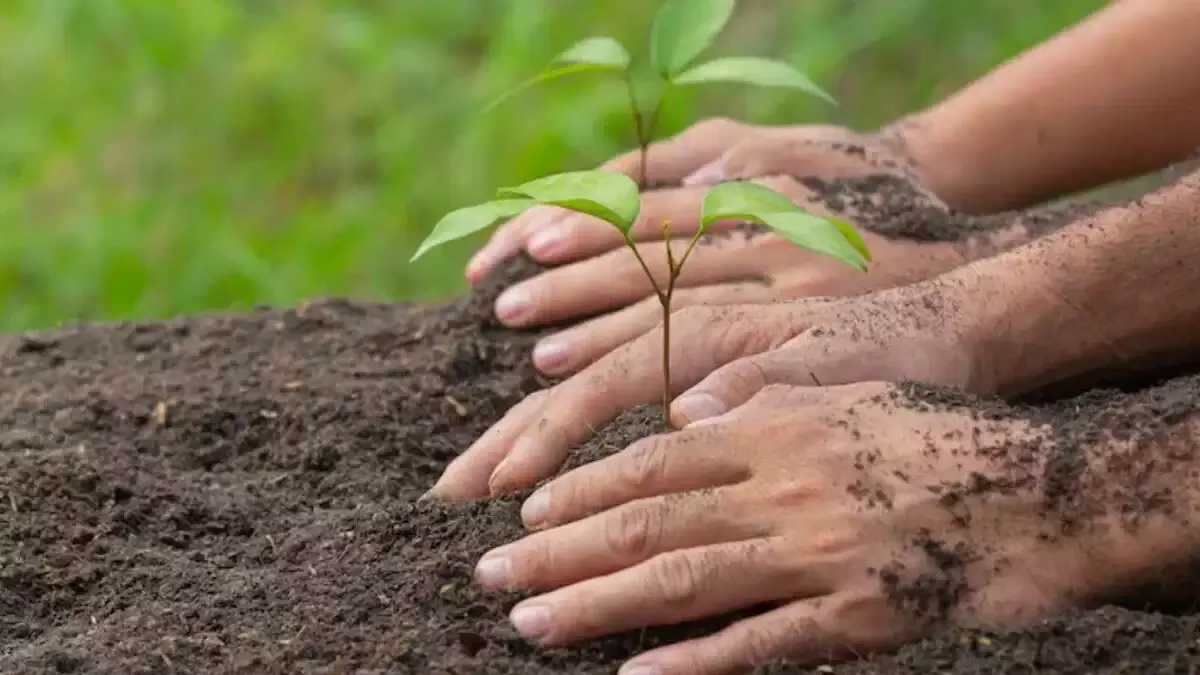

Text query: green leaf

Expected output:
[555,36,631,70]
[498,171,640,232]
[822,215,873,264]
[483,63,615,113]
[700,181,800,225]
[674,57,836,105]
[650,0,737,77]
[701,182,870,268]
[410,199,535,261]
[756,211,868,270]
[482,38,629,114]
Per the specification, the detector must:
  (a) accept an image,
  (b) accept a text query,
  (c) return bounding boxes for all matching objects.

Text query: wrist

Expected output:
[932,250,1083,397]
[1071,415,1200,604]
[875,113,984,215]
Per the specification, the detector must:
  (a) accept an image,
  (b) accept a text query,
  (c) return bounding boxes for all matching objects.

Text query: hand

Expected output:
[498,174,968,376]
[427,277,1000,501]
[469,383,1116,673]
[464,118,926,285]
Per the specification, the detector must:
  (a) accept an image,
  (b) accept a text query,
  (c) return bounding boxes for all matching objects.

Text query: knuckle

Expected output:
[510,539,556,586]
[752,383,793,406]
[647,550,708,609]
[604,502,663,559]
[761,471,823,506]
[671,303,718,326]
[619,436,671,494]
[721,357,773,397]
[737,624,783,666]
[688,116,743,139]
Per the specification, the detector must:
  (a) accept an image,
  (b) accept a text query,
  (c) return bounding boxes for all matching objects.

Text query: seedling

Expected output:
[411,0,871,423]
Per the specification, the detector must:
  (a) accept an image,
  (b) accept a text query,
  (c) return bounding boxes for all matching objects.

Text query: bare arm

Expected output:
[900,0,1200,213]
[961,169,1200,396]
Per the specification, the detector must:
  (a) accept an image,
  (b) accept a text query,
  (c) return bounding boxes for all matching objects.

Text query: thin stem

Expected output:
[675,226,705,274]
[644,83,667,147]
[660,292,672,419]
[624,234,666,302]
[663,220,676,271]
[660,222,677,421]
[624,75,649,190]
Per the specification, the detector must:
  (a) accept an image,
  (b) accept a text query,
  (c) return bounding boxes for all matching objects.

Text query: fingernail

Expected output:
[532,339,570,374]
[528,227,566,259]
[510,603,552,640]
[521,489,550,528]
[619,664,662,675]
[672,393,728,426]
[474,554,512,588]
[495,288,532,324]
[465,252,491,280]
[683,160,726,187]
[488,437,530,496]
[488,457,513,497]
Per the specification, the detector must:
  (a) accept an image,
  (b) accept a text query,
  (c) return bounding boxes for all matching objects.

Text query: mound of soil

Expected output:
[2,177,1198,674]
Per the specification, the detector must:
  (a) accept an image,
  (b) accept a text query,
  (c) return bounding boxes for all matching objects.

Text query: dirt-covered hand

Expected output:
[425,278,997,501]
[499,174,967,376]
[464,119,925,285]
[469,383,1110,673]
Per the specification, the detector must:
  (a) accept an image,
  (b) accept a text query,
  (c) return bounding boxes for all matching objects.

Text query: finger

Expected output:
[465,204,565,283]
[486,303,812,496]
[525,185,742,266]
[620,593,899,675]
[532,282,776,376]
[602,117,752,184]
[493,229,766,329]
[519,425,751,529]
[669,329,857,428]
[477,486,759,591]
[506,537,825,647]
[424,388,552,501]
[684,127,896,190]
[467,118,753,282]
[671,327,918,428]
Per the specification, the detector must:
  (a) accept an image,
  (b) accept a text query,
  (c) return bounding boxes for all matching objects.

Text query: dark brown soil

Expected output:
[796,172,1108,243]
[3,178,1200,674]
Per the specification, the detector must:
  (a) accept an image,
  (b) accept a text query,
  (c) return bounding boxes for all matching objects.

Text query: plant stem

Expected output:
[623,234,665,301]
[676,227,705,272]
[623,73,673,425]
[623,74,670,190]
[623,75,649,190]
[660,288,671,419]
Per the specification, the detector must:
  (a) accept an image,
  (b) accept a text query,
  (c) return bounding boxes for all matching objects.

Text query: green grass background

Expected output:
[0,0,1103,331]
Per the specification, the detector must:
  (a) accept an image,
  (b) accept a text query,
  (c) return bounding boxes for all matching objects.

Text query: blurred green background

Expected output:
[0,0,1102,330]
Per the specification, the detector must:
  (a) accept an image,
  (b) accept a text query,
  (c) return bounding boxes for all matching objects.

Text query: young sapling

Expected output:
[411,0,872,423]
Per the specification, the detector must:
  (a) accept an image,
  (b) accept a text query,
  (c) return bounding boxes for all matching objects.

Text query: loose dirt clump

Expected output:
[3,169,1200,674]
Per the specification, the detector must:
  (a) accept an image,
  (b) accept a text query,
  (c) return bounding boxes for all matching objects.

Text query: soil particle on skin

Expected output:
[796,173,1109,244]
[3,172,1200,673]
[803,607,1200,675]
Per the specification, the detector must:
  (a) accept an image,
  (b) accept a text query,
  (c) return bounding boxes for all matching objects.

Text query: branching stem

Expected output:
[622,73,674,425]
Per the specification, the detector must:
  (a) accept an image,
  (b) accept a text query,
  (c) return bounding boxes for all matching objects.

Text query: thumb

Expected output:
[484,304,811,496]
[669,350,801,427]
[670,330,867,427]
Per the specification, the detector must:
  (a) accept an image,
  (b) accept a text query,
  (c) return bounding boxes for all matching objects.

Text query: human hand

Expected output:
[464,118,926,285]
[468,383,1133,673]
[426,276,1001,501]
[496,173,969,376]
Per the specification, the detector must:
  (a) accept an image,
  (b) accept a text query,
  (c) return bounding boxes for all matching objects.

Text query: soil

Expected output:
[3,175,1200,674]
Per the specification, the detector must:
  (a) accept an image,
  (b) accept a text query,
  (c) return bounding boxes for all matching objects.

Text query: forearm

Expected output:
[893,0,1200,214]
[959,169,1200,397]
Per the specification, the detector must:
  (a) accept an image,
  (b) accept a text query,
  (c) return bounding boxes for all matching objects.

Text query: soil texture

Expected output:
[3,173,1200,674]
